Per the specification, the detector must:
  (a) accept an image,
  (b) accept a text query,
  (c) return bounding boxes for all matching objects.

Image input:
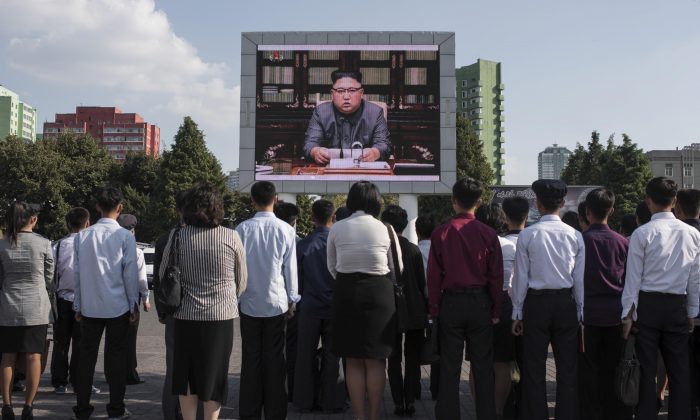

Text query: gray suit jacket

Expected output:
[303,100,391,161]
[0,233,55,326]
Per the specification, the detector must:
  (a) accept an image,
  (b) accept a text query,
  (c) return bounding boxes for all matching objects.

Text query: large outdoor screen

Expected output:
[254,45,441,182]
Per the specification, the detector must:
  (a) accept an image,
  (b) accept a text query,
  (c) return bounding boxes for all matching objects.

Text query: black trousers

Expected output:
[239,313,287,420]
[691,327,700,418]
[388,329,423,409]
[292,310,345,411]
[51,298,80,388]
[520,292,578,420]
[578,324,632,420]
[435,290,496,420]
[162,315,182,420]
[126,313,140,383]
[635,292,691,420]
[286,311,298,402]
[73,312,130,420]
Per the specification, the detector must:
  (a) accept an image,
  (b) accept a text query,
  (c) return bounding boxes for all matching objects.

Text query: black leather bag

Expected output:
[386,224,410,333]
[155,228,182,314]
[419,320,440,365]
[615,333,640,406]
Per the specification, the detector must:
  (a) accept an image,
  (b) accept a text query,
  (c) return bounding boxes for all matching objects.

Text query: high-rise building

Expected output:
[538,144,572,180]
[228,169,240,191]
[0,85,37,141]
[43,106,160,161]
[456,59,505,184]
[646,143,700,189]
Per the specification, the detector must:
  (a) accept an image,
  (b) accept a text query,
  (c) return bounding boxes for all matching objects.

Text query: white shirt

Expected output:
[512,215,585,320]
[54,233,78,302]
[236,212,300,317]
[621,212,700,319]
[327,211,403,278]
[136,248,149,304]
[73,218,140,318]
[418,239,431,279]
[499,236,517,291]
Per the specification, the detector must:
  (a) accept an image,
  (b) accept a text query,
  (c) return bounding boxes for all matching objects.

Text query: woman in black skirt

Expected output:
[160,183,247,420]
[0,202,55,420]
[327,182,402,420]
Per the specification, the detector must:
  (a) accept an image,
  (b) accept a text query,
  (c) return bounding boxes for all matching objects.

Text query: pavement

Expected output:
[6,310,668,419]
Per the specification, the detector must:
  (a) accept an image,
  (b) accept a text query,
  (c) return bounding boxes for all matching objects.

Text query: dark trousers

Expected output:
[578,324,632,420]
[51,298,80,388]
[239,313,287,420]
[126,314,140,383]
[388,329,423,409]
[520,292,578,420]
[286,311,298,402]
[435,291,496,420]
[635,292,691,420]
[691,327,700,418]
[163,315,182,420]
[430,361,440,400]
[292,311,345,411]
[73,312,130,419]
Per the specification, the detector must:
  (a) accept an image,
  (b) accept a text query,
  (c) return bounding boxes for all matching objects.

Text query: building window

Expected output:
[462,91,467,98]
[665,164,673,177]
[462,80,467,87]
[684,163,693,177]
[462,101,468,108]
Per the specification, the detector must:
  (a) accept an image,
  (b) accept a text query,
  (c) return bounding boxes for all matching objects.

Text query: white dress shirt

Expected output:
[136,248,149,304]
[54,233,78,302]
[327,211,403,278]
[73,218,140,318]
[499,236,517,291]
[512,215,585,320]
[418,239,431,278]
[236,212,300,318]
[621,211,700,319]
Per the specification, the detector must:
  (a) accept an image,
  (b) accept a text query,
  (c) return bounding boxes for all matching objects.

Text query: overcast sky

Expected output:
[1,0,698,184]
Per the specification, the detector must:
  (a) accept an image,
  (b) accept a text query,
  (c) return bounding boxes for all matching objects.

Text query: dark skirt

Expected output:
[172,318,234,403]
[0,325,48,353]
[332,272,396,359]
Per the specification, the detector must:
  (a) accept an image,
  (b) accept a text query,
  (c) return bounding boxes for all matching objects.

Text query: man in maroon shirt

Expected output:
[578,188,632,420]
[428,177,504,420]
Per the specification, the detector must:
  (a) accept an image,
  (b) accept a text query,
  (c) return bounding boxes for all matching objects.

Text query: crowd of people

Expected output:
[0,175,699,420]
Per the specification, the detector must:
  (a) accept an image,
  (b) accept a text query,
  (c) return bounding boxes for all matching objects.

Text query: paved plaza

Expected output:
[7,310,665,419]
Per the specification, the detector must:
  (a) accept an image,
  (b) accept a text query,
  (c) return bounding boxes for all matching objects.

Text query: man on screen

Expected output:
[303,70,391,165]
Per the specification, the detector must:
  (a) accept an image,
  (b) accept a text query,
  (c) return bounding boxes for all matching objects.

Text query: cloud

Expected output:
[0,0,237,129]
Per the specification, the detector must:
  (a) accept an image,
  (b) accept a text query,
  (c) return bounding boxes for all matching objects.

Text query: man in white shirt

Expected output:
[50,207,101,395]
[72,187,140,420]
[511,180,585,420]
[621,177,700,420]
[236,181,299,420]
[116,214,150,386]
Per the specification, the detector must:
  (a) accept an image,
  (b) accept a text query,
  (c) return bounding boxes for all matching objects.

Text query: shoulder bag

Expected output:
[155,227,182,314]
[386,224,410,333]
[615,332,640,406]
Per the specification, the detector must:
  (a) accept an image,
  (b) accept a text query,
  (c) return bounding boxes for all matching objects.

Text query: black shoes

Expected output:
[1,405,14,420]
[404,404,415,417]
[20,405,32,420]
[394,405,405,416]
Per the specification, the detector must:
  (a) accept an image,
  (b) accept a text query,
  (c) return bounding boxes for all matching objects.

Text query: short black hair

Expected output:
[381,205,409,234]
[347,181,382,217]
[65,207,90,231]
[646,177,677,207]
[475,203,507,234]
[562,211,582,232]
[96,186,124,213]
[175,190,188,212]
[501,197,529,225]
[334,206,351,221]
[635,201,652,225]
[274,201,300,226]
[415,215,436,240]
[331,70,362,84]
[577,202,589,226]
[676,189,700,218]
[620,214,638,237]
[538,195,565,212]
[311,200,334,225]
[182,182,224,228]
[452,178,483,210]
[585,188,615,221]
[251,181,276,206]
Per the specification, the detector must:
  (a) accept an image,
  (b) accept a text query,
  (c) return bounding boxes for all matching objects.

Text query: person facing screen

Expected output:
[303,70,391,165]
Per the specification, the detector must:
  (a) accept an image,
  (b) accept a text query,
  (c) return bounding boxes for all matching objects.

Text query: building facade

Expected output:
[538,144,572,179]
[456,59,505,184]
[43,106,159,161]
[0,85,37,141]
[228,169,240,191]
[647,144,700,189]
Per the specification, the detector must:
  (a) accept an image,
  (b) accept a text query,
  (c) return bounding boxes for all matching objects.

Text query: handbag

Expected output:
[155,227,182,314]
[386,224,410,333]
[615,333,640,406]
[419,319,440,365]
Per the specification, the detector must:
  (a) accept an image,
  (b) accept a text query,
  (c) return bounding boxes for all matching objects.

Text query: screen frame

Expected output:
[239,31,456,195]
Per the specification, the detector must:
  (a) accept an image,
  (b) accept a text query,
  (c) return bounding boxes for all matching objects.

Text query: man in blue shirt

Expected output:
[236,181,299,420]
[72,187,140,420]
[292,199,346,413]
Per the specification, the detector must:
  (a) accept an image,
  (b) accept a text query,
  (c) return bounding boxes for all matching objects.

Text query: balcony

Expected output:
[498,94,505,101]
[498,125,505,132]
[498,83,505,91]
[498,115,505,122]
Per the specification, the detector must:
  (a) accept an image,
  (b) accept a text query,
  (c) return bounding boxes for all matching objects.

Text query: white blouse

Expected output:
[327,211,403,278]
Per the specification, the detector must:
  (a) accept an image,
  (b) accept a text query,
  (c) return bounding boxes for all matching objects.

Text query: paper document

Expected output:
[328,158,390,170]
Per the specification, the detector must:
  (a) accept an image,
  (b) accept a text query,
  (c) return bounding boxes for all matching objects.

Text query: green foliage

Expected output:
[561,131,652,229]
[295,194,315,237]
